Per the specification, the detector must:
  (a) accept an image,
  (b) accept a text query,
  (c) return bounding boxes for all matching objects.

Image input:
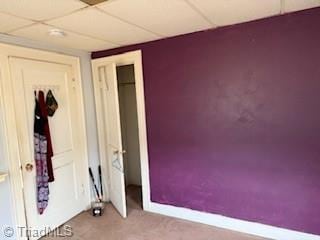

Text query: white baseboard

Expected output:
[145,202,320,240]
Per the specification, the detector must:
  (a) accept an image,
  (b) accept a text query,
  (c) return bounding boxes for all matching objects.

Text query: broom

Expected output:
[98,165,103,200]
[89,167,101,202]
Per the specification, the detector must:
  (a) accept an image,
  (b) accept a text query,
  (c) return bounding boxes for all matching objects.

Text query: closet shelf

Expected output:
[0,173,8,183]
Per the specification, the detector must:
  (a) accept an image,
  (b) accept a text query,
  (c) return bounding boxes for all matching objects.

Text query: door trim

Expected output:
[0,43,90,240]
[92,50,151,211]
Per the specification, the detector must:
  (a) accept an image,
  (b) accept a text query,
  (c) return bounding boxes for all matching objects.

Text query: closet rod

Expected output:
[118,82,135,86]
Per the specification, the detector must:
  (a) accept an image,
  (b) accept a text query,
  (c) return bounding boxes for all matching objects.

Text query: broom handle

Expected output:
[99,165,103,199]
[89,168,101,201]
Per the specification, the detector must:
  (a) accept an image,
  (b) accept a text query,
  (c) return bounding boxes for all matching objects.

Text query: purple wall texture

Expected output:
[92,8,320,235]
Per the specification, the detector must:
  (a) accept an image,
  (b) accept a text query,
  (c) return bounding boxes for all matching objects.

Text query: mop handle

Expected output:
[89,167,101,201]
[98,165,103,199]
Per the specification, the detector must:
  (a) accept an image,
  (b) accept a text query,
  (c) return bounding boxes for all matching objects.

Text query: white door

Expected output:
[10,57,88,239]
[94,63,127,218]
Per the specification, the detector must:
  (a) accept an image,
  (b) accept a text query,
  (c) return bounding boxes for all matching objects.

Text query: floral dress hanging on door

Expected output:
[34,91,50,214]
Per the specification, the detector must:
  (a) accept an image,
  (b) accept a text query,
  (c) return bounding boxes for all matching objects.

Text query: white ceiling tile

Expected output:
[1,0,317,52]
[47,8,160,45]
[97,0,212,37]
[283,0,320,12]
[10,23,117,51]
[0,0,87,21]
[188,0,281,26]
[0,13,33,33]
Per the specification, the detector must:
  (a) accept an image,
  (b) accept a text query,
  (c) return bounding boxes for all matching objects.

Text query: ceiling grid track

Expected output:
[280,0,286,14]
[43,23,120,46]
[6,22,38,34]
[94,7,165,38]
[42,5,91,23]
[0,10,36,22]
[183,0,217,28]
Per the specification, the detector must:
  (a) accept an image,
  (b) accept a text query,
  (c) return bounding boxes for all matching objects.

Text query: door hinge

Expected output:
[81,183,86,195]
[98,66,109,90]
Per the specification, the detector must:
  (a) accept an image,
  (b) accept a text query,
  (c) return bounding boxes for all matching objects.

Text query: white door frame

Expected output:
[92,50,151,211]
[0,43,91,240]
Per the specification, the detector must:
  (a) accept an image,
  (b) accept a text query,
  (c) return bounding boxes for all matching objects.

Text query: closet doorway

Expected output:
[92,50,150,218]
[117,65,142,210]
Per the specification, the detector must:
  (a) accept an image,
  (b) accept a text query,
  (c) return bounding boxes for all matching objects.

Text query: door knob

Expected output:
[25,163,34,172]
[113,150,126,155]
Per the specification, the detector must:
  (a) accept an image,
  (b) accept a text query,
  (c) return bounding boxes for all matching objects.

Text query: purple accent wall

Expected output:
[92,8,320,235]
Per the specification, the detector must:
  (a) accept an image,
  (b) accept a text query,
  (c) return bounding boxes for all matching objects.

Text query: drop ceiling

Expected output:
[0,0,319,52]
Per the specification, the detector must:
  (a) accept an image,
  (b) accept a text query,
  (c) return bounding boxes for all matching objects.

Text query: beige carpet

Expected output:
[42,186,268,240]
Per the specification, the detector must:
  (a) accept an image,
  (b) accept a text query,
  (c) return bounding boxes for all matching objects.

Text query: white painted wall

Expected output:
[0,33,100,234]
[117,65,141,186]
